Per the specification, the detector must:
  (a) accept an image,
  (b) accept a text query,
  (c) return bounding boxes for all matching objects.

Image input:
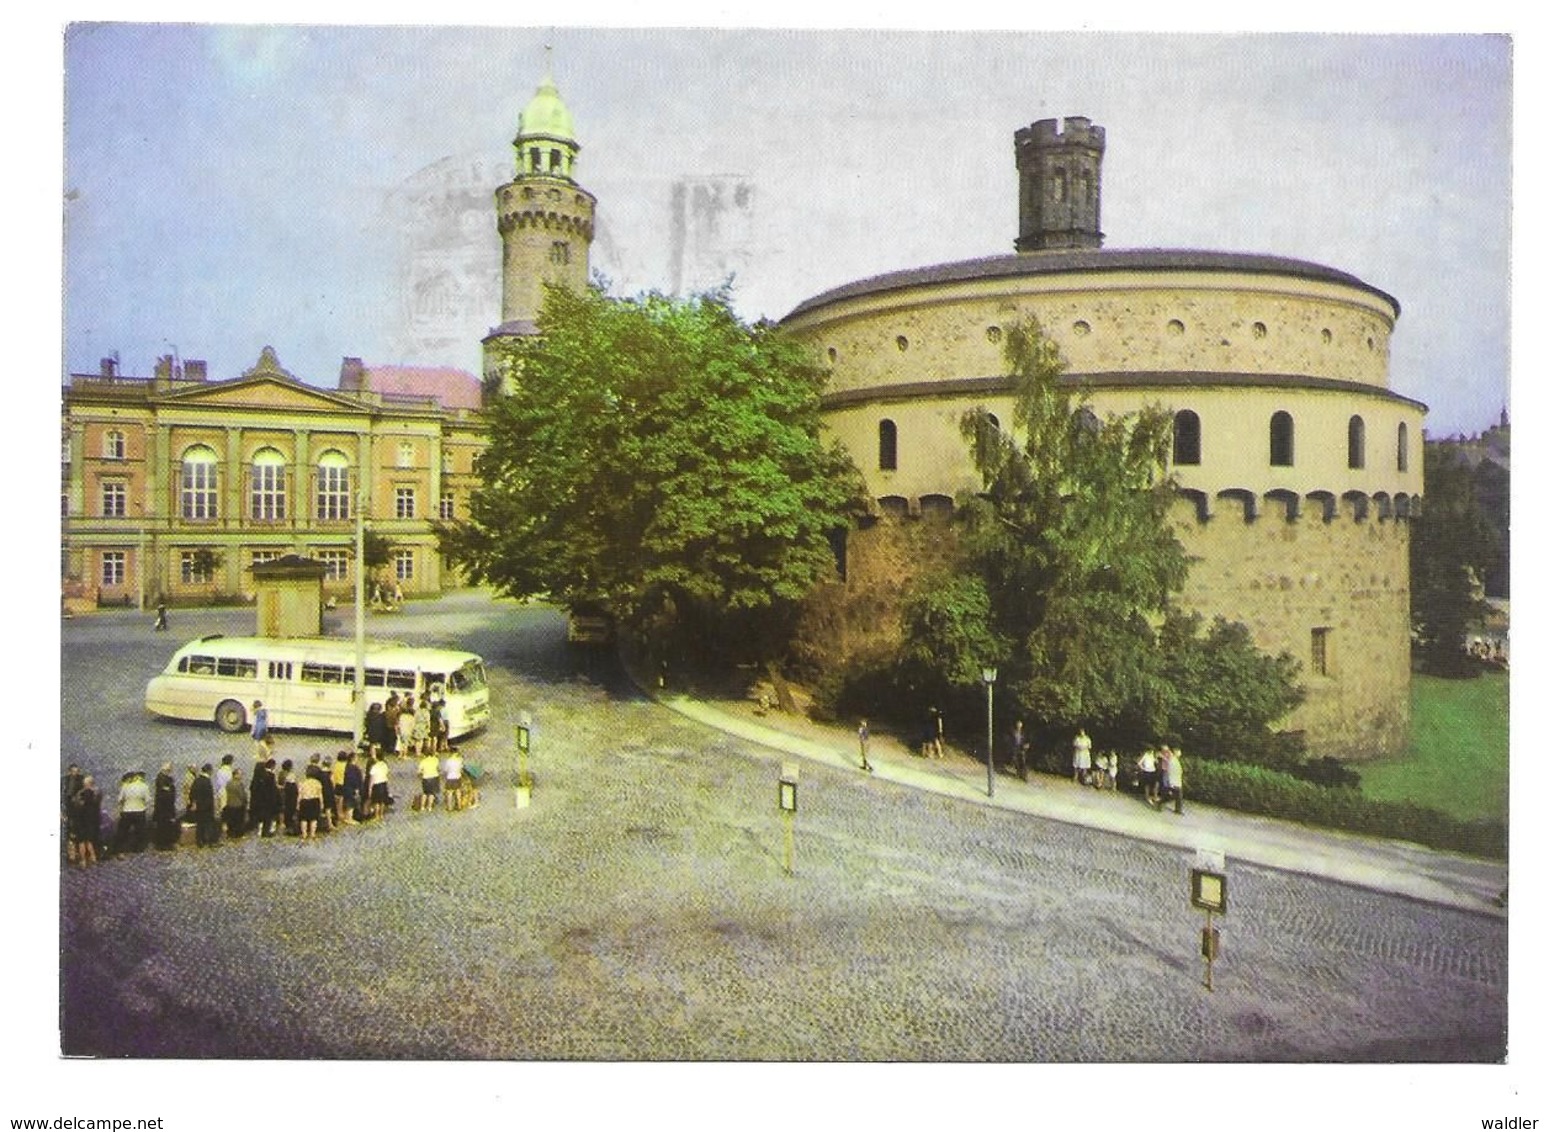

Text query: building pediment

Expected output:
[157,374,367,415]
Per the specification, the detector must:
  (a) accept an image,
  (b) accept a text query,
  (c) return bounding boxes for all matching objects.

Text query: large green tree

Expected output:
[1411,443,1496,675]
[444,284,864,664]
[951,317,1189,738]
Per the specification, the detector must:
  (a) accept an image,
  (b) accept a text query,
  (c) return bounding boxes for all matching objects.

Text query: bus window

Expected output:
[387,669,416,690]
[216,657,257,678]
[301,663,346,684]
[364,668,386,687]
[449,661,486,691]
[186,656,216,675]
[268,661,292,680]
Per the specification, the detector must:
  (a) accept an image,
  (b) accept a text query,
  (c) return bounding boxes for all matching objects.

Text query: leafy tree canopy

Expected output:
[445,283,865,662]
[952,317,1189,733]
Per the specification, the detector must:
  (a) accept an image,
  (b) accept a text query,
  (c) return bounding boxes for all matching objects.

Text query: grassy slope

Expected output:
[1357,671,1509,824]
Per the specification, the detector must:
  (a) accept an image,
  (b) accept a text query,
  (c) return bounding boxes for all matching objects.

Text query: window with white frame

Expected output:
[315,451,351,521]
[181,551,214,585]
[439,491,455,520]
[317,549,350,580]
[395,487,416,519]
[250,550,283,569]
[393,549,414,581]
[397,441,415,469]
[104,430,126,460]
[181,446,218,519]
[101,480,127,517]
[250,447,287,520]
[101,551,125,586]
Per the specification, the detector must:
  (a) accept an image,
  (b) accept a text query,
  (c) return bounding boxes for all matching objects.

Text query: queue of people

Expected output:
[60,716,481,866]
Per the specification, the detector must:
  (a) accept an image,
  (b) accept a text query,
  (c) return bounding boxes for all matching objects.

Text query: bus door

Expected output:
[261,658,296,727]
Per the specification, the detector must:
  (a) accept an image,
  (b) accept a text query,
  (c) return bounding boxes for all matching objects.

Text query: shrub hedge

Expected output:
[1186,759,1505,860]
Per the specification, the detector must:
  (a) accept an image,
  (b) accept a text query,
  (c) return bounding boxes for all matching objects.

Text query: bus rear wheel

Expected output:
[215,699,247,734]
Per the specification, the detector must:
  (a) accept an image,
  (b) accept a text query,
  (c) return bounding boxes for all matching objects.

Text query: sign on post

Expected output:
[779,763,799,875]
[515,710,534,809]
[1189,851,1227,991]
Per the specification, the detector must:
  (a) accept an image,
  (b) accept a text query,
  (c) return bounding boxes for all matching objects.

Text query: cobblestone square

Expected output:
[58,594,1505,1062]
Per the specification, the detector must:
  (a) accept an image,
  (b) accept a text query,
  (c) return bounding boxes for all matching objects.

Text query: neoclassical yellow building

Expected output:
[783,117,1424,758]
[62,346,485,608]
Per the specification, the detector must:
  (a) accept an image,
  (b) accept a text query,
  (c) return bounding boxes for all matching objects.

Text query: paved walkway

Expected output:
[651,686,1508,919]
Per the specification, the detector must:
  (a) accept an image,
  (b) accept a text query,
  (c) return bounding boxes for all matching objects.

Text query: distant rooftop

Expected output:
[784,248,1401,322]
[338,359,482,411]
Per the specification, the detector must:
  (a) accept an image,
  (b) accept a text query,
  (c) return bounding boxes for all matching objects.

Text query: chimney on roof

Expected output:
[184,359,207,382]
[154,355,176,380]
[99,357,118,378]
[340,356,367,392]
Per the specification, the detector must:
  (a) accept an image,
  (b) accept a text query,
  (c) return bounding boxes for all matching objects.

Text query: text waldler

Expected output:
[1481,1120,1538,1129]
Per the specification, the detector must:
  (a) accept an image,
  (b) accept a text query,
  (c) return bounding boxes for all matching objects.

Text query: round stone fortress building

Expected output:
[782,117,1425,758]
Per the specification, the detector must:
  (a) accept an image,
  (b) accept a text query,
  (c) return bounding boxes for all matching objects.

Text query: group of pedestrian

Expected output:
[61,729,481,865]
[362,692,449,760]
[1134,744,1185,814]
[1067,730,1182,811]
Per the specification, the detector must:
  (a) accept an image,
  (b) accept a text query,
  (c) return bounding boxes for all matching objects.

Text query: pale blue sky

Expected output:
[62,27,1511,434]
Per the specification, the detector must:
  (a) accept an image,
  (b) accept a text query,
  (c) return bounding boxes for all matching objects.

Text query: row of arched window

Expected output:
[176,447,356,522]
[1181,411,1408,472]
[877,412,1411,473]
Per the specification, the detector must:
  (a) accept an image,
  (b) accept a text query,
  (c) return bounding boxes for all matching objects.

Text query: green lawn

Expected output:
[1357,671,1509,824]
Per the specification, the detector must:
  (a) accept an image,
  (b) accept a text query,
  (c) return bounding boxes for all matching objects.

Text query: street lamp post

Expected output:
[352,484,366,747]
[982,666,998,798]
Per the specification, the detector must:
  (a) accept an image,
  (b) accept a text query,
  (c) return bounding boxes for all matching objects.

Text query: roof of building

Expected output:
[484,319,541,341]
[783,248,1401,322]
[355,365,482,411]
[518,68,576,144]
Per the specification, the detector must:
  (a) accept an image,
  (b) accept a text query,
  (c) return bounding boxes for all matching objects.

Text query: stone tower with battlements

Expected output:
[1014,116,1105,252]
[482,60,597,391]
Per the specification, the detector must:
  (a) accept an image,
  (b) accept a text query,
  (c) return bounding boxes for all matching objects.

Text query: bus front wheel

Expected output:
[215,699,247,734]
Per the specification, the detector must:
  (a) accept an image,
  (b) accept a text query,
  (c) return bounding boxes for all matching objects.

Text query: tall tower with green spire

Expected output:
[483,54,597,390]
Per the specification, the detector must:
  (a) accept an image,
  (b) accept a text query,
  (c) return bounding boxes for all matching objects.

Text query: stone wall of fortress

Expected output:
[786,259,1421,759]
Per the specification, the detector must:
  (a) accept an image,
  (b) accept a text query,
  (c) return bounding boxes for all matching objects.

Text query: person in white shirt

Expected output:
[442,749,465,811]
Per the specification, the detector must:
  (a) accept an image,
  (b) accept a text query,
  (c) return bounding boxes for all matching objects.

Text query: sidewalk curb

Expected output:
[642,680,1507,921]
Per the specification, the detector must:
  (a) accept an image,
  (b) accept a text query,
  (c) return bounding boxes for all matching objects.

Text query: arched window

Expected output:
[878,420,898,471]
[250,447,286,520]
[1269,411,1295,467]
[1397,422,1409,472]
[316,450,351,521]
[1172,410,1201,466]
[180,445,218,520]
[103,429,125,460]
[1347,415,1366,469]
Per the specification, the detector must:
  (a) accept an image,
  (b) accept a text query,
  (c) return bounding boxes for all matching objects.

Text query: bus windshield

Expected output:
[448,660,486,692]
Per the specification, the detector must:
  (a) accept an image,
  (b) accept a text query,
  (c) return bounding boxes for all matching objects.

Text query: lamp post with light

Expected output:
[982,665,998,797]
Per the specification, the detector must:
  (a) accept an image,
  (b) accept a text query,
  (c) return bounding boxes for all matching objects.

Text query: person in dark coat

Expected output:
[152,763,180,849]
[190,764,219,847]
[279,759,299,835]
[69,775,102,866]
[222,768,249,839]
[62,764,85,863]
[340,750,364,825]
[250,757,280,837]
[364,702,391,756]
[382,693,402,756]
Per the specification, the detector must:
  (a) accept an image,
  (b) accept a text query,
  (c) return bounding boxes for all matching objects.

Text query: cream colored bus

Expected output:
[145,634,490,739]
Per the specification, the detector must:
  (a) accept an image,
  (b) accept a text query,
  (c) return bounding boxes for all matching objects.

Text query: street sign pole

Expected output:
[778,763,799,876]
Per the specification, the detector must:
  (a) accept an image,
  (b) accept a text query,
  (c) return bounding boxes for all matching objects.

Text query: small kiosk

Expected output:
[250,555,327,638]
